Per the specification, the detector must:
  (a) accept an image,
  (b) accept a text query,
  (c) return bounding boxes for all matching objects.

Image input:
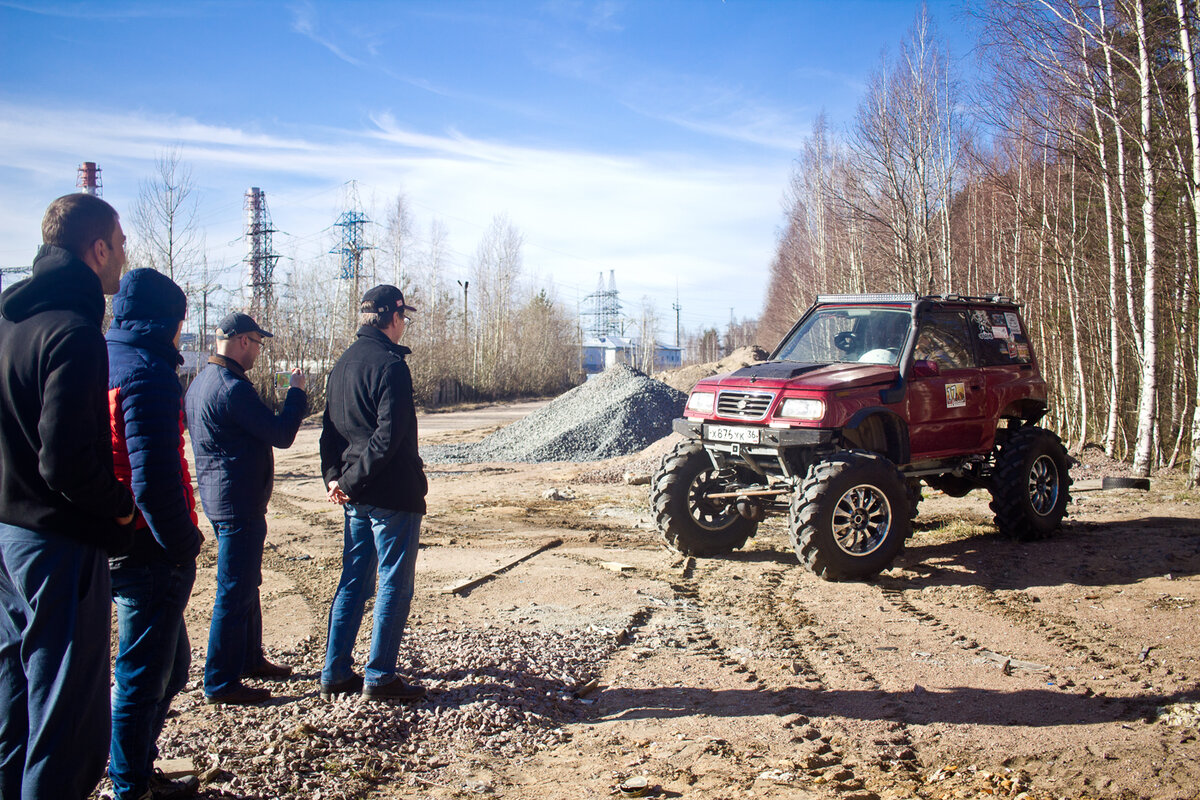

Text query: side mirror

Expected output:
[912,359,941,378]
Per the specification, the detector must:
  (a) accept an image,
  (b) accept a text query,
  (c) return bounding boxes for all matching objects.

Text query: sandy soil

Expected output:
[159,401,1200,800]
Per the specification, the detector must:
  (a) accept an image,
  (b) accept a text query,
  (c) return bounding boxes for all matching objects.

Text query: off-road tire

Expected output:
[788,451,911,581]
[989,426,1072,540]
[651,440,756,556]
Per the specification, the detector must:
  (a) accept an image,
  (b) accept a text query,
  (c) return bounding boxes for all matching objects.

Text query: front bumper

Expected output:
[673,418,834,448]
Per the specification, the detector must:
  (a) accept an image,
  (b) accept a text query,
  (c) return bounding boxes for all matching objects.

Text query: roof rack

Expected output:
[813,292,1020,306]
[926,293,1018,305]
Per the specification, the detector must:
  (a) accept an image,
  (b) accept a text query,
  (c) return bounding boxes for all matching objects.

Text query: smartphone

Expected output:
[275,371,291,389]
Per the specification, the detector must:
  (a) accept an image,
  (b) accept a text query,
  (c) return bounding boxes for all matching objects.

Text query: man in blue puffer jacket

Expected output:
[186,312,307,705]
[106,269,204,800]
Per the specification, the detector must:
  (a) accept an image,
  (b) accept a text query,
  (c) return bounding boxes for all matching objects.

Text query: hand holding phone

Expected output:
[276,368,306,391]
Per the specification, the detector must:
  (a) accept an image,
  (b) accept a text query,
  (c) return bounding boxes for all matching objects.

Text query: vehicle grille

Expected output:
[715,391,776,420]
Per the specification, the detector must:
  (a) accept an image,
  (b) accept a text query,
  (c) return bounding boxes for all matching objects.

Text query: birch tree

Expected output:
[1173,0,1200,486]
[1131,0,1159,476]
[129,147,202,283]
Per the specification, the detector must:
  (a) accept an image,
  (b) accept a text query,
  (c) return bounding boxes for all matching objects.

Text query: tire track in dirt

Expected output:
[913,585,1182,699]
[878,581,1180,705]
[668,557,916,798]
[270,491,344,536]
[745,566,922,792]
[255,492,345,634]
[868,577,1200,798]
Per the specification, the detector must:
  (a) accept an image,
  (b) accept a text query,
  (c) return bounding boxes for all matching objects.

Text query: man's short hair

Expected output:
[359,310,396,330]
[41,194,119,261]
[358,285,413,331]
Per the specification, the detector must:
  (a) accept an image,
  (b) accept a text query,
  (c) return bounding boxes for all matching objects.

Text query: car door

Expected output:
[905,310,988,458]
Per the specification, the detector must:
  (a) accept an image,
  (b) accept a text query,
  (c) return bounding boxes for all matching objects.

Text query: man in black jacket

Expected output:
[0,194,136,799]
[319,285,428,702]
[186,312,307,706]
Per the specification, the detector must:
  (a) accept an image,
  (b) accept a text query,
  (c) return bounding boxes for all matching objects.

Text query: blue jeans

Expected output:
[322,505,421,688]
[109,560,195,800]
[0,523,111,800]
[204,517,266,696]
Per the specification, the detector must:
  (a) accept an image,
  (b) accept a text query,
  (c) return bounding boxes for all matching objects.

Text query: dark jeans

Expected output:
[109,560,195,800]
[204,517,266,696]
[322,505,421,688]
[0,523,111,800]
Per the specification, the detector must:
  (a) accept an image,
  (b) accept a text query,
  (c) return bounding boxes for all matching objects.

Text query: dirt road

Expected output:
[154,403,1200,800]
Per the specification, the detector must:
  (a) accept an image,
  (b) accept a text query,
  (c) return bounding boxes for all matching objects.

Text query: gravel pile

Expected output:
[422,364,685,464]
[653,344,768,394]
[148,626,618,799]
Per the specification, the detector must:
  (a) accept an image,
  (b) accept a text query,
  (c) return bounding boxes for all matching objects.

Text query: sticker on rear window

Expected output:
[972,310,993,339]
[946,382,967,408]
[1005,312,1021,334]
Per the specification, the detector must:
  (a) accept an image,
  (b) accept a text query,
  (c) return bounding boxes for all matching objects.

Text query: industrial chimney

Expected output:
[76,162,102,196]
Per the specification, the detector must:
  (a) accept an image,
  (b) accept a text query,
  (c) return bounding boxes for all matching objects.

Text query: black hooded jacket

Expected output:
[0,244,135,553]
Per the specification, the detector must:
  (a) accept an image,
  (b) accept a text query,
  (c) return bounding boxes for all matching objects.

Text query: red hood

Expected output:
[695,361,897,394]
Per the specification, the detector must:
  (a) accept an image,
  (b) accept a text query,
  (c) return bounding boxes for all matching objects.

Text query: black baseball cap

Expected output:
[360,284,415,315]
[216,312,272,340]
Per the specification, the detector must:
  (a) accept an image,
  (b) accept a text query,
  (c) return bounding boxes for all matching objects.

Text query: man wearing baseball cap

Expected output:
[319,285,428,702]
[185,311,307,705]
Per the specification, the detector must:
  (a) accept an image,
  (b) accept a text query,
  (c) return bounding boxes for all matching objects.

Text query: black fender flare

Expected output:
[999,398,1048,425]
[843,407,910,465]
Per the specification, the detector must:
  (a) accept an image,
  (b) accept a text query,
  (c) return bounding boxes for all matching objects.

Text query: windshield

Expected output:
[775,306,911,366]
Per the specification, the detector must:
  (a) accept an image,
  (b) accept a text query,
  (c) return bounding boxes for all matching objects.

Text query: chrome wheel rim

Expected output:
[1028,454,1059,516]
[831,484,892,556]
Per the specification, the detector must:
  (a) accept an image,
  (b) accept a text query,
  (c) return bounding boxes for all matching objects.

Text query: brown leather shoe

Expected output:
[362,677,426,703]
[319,673,363,701]
[242,658,293,680]
[204,684,272,705]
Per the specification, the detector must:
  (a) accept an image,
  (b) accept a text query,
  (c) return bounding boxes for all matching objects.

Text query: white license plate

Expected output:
[706,424,760,444]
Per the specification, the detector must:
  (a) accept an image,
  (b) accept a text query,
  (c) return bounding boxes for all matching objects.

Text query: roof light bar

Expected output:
[815,293,918,304]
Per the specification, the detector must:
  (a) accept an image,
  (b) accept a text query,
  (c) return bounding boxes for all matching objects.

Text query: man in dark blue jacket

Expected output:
[319,285,428,702]
[186,312,307,705]
[0,194,136,799]
[106,269,204,800]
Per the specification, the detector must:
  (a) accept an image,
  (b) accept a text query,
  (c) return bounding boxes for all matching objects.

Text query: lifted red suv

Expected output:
[652,293,1071,580]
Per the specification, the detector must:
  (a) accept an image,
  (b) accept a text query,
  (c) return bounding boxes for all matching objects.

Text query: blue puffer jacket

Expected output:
[185,355,307,522]
[107,317,203,566]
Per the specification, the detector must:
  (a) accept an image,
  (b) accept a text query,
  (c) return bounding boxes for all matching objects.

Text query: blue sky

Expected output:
[0,0,974,337]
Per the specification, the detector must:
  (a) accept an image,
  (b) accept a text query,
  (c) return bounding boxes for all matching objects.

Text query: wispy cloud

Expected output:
[288,0,366,68]
[540,0,626,33]
[0,100,781,318]
[633,94,812,152]
[528,29,809,151]
[0,0,209,19]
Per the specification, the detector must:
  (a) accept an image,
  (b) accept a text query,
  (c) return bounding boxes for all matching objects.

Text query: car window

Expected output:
[779,313,853,363]
[914,311,976,370]
[969,308,1033,365]
[776,307,909,365]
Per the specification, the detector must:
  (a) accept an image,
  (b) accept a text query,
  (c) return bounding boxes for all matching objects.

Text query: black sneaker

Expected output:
[362,677,426,703]
[204,684,271,705]
[319,673,363,700]
[146,769,199,798]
